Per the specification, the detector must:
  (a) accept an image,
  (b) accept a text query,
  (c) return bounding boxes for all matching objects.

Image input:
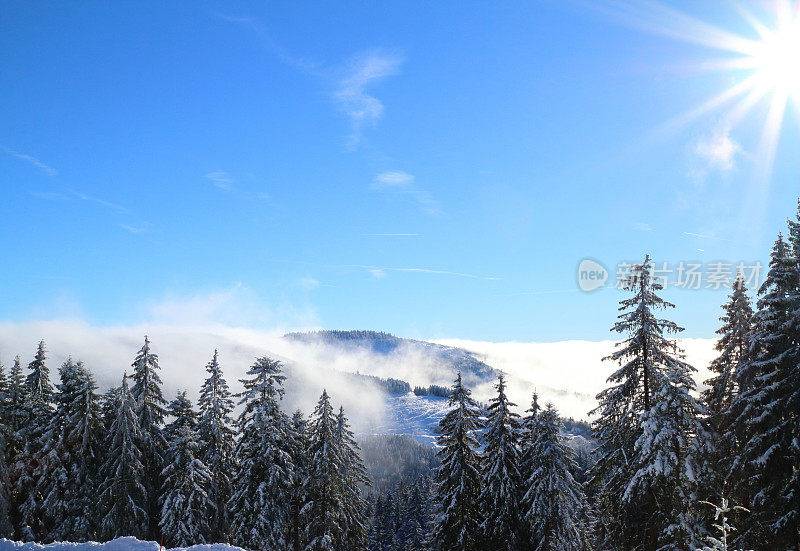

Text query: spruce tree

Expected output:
[302,389,346,550]
[37,358,83,542]
[129,335,167,538]
[729,234,800,549]
[5,355,27,538]
[0,360,10,538]
[590,255,699,550]
[229,356,293,550]
[25,340,52,404]
[97,374,148,540]
[15,341,55,539]
[523,403,586,551]
[197,349,236,542]
[336,406,370,551]
[625,354,704,550]
[431,372,484,551]
[164,390,197,443]
[66,361,104,541]
[698,275,753,532]
[479,375,523,550]
[160,424,214,547]
[287,409,310,551]
[0,360,11,538]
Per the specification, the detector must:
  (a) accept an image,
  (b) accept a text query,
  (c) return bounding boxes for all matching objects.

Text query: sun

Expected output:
[747,10,800,100]
[619,0,800,187]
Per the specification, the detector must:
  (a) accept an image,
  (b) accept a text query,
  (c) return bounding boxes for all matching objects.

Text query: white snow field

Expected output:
[0,538,246,551]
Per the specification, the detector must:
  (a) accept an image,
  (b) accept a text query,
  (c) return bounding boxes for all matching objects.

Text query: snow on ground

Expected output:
[0,538,246,551]
[363,392,451,446]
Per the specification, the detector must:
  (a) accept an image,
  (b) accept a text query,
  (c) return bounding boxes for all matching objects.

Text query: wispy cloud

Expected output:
[356,264,500,281]
[633,222,653,232]
[30,191,68,201]
[205,170,236,191]
[4,148,57,176]
[365,233,420,237]
[70,190,132,215]
[372,171,440,215]
[213,14,401,148]
[334,51,404,148]
[689,125,742,182]
[120,223,150,234]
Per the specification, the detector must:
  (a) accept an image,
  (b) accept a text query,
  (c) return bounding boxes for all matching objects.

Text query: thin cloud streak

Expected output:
[4,148,58,176]
[372,171,440,215]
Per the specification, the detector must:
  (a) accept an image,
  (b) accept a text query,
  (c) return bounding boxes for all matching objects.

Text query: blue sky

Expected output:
[2,1,799,342]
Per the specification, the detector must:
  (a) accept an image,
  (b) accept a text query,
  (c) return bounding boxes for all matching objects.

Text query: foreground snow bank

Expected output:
[0,537,247,551]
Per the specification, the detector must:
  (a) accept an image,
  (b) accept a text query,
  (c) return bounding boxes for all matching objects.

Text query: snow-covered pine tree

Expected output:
[25,340,52,404]
[336,405,370,551]
[97,373,148,540]
[302,389,346,550]
[6,357,27,439]
[431,372,484,551]
[129,335,167,538]
[287,409,310,551]
[697,275,753,532]
[100,385,122,432]
[14,341,55,540]
[780,200,800,549]
[0,422,10,539]
[698,497,751,551]
[65,361,104,541]
[589,255,699,550]
[625,353,704,551]
[0,360,11,538]
[4,355,27,538]
[729,233,800,550]
[159,423,214,547]
[37,358,84,542]
[229,356,293,550]
[164,390,197,444]
[196,349,236,542]
[522,403,586,551]
[479,375,523,550]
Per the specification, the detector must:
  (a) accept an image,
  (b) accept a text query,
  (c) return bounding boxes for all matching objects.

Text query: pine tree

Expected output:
[160,424,214,547]
[287,410,310,551]
[229,356,293,550]
[5,355,27,538]
[336,406,370,551]
[625,356,704,551]
[698,275,753,531]
[15,341,55,539]
[37,358,83,542]
[97,374,148,540]
[523,403,586,551]
[129,335,167,538]
[0,359,11,538]
[302,389,346,550]
[479,375,523,550]
[66,362,104,541]
[164,390,197,443]
[197,349,236,542]
[431,372,484,551]
[590,255,700,550]
[729,233,800,549]
[25,340,52,404]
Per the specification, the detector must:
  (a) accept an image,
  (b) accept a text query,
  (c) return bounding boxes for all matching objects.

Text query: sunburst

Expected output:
[605,0,800,184]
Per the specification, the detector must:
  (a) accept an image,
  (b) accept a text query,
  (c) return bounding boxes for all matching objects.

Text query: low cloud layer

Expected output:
[0,320,718,428]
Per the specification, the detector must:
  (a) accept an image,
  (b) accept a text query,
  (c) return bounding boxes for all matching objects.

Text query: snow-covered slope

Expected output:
[362,392,452,446]
[0,538,245,551]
